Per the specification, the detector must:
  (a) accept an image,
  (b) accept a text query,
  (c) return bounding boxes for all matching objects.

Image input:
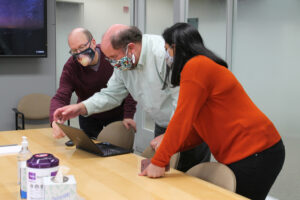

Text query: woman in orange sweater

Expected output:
[140,23,285,200]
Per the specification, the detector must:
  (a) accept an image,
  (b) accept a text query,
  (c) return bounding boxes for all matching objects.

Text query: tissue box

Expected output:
[43,175,77,200]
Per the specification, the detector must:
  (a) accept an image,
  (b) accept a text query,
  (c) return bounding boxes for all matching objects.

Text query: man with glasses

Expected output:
[53,25,211,172]
[50,28,137,146]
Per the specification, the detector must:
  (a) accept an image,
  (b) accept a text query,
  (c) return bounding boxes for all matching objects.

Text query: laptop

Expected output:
[56,122,131,157]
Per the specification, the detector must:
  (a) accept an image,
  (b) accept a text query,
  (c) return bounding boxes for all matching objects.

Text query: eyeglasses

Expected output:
[69,39,91,56]
[104,44,129,63]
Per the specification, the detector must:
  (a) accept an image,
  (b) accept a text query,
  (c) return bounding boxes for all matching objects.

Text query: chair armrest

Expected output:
[12,108,23,115]
[12,108,25,130]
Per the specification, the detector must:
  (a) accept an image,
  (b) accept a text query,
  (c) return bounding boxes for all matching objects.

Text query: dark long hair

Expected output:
[162,23,228,87]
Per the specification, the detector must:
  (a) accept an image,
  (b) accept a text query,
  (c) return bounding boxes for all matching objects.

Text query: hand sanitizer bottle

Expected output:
[18,136,32,199]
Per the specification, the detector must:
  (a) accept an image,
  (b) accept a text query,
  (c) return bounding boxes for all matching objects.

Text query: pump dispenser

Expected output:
[18,136,32,199]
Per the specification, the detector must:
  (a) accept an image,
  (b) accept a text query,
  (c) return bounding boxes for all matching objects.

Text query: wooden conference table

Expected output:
[0,128,248,200]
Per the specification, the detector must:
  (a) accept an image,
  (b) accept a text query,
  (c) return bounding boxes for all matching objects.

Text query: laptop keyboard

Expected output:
[96,143,123,156]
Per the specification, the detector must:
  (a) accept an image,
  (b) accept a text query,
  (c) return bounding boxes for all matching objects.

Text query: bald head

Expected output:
[68,28,93,47]
[101,24,142,61]
[102,24,129,48]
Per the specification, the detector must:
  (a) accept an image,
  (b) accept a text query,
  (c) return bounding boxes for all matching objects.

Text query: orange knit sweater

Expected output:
[152,55,281,167]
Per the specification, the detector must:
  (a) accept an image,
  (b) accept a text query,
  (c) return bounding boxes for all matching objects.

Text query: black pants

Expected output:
[227,140,285,200]
[79,115,123,139]
[154,124,211,172]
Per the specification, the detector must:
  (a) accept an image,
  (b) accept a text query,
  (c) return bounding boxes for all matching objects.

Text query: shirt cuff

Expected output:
[82,100,93,117]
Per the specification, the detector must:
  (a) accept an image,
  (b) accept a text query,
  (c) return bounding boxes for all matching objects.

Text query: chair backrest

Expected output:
[186,162,236,192]
[97,121,135,150]
[141,146,180,169]
[17,93,51,120]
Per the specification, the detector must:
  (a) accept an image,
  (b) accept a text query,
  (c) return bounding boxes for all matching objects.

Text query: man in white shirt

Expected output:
[53,24,210,172]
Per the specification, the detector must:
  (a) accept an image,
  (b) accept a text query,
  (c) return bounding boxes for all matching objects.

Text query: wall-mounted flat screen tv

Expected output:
[0,0,47,57]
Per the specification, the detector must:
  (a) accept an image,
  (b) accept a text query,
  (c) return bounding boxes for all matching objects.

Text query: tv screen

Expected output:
[0,0,47,57]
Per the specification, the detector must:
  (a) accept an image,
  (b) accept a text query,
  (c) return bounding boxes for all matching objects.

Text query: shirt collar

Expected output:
[136,35,147,69]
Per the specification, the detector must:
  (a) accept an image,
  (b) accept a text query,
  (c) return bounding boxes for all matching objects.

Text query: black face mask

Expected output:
[73,47,95,61]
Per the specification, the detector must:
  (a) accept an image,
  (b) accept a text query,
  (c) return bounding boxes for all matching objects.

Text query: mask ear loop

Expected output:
[126,44,136,64]
[132,54,135,64]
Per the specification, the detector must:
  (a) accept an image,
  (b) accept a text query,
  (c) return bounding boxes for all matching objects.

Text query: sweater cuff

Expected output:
[151,158,168,167]
[150,142,173,167]
[123,112,134,119]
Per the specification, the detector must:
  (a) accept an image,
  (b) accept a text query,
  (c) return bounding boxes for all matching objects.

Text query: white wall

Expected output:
[232,0,300,137]
[82,0,131,41]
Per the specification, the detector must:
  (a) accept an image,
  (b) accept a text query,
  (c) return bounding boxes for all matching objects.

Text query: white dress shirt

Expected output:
[83,34,179,127]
